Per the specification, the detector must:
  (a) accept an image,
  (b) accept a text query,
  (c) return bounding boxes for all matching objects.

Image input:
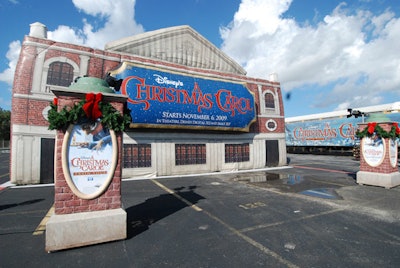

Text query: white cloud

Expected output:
[0,0,144,107]
[233,0,292,37]
[48,25,86,45]
[48,0,144,48]
[221,0,400,112]
[0,41,21,86]
[72,0,144,48]
[220,0,293,64]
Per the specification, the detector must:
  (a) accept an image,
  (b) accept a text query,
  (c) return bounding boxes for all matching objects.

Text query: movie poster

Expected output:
[362,136,385,167]
[62,121,117,199]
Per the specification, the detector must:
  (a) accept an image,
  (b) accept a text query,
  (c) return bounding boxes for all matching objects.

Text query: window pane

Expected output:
[265,93,275,109]
[47,62,74,87]
[225,143,250,163]
[123,144,152,168]
[175,144,206,165]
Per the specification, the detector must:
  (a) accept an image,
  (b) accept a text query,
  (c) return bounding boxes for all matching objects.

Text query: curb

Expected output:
[0,181,15,191]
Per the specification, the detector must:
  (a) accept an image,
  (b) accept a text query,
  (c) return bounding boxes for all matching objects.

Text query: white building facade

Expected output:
[10,23,286,184]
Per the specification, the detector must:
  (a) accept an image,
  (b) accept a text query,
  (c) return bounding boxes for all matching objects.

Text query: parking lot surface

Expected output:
[1,153,400,267]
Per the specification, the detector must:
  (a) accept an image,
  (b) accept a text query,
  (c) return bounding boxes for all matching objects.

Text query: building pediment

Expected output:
[105,25,246,75]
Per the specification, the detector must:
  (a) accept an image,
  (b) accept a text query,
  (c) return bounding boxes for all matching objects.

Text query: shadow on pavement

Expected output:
[0,198,45,211]
[125,186,205,239]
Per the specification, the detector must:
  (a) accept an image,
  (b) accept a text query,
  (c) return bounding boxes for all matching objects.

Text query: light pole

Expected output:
[347,108,366,123]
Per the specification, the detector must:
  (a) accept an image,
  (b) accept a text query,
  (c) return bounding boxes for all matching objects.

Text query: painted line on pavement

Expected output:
[306,177,349,187]
[33,205,54,235]
[239,208,344,233]
[301,189,336,198]
[151,179,202,212]
[151,179,299,268]
[0,209,48,217]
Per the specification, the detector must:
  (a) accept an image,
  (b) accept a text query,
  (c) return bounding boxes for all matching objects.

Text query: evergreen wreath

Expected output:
[48,93,131,132]
[356,122,400,139]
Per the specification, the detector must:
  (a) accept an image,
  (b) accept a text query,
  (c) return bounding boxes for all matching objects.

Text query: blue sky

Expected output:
[1,0,400,117]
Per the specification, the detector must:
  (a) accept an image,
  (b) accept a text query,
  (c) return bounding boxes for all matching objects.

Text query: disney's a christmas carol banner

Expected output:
[110,62,256,131]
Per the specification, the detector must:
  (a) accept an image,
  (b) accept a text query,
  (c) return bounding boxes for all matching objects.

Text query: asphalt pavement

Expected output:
[0,150,10,186]
[1,152,400,267]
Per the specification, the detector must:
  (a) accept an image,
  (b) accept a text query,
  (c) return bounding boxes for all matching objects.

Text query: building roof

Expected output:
[285,102,400,123]
[105,25,246,75]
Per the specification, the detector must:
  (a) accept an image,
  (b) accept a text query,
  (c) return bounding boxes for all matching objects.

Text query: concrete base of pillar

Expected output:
[46,208,126,252]
[356,171,400,189]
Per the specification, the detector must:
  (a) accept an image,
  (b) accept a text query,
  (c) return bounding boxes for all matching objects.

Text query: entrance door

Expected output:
[40,138,55,183]
[266,140,279,167]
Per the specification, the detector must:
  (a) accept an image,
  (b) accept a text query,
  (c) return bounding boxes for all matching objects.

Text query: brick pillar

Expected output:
[357,122,400,188]
[46,89,127,252]
[53,94,124,214]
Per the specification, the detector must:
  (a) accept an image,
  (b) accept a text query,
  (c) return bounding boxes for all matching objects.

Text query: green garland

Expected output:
[47,98,131,132]
[356,122,400,139]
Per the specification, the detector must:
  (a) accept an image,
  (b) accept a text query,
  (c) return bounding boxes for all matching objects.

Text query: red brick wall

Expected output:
[44,49,81,64]
[12,41,36,95]
[11,98,29,125]
[257,117,285,133]
[28,100,51,126]
[276,86,285,117]
[245,83,284,134]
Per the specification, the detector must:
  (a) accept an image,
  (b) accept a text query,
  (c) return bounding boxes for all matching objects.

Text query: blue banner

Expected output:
[111,62,256,131]
[285,113,400,147]
[286,117,359,147]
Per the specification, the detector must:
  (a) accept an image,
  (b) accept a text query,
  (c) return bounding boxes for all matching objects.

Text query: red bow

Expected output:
[367,122,377,134]
[393,122,400,135]
[82,93,103,120]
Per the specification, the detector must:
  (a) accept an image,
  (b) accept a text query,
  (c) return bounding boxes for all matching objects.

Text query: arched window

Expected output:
[264,92,275,109]
[46,62,74,87]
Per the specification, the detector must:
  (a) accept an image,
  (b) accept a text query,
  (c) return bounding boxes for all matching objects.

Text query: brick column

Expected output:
[46,89,127,252]
[357,122,400,188]
[53,94,124,214]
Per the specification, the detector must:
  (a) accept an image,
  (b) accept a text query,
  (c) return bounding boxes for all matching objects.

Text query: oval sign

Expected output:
[62,122,118,199]
[362,136,385,167]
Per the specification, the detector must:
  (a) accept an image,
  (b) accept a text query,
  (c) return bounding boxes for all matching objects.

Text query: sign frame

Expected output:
[62,122,118,200]
[389,138,398,168]
[361,136,386,167]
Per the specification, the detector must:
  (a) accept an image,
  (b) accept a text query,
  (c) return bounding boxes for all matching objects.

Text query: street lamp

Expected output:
[347,108,366,123]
